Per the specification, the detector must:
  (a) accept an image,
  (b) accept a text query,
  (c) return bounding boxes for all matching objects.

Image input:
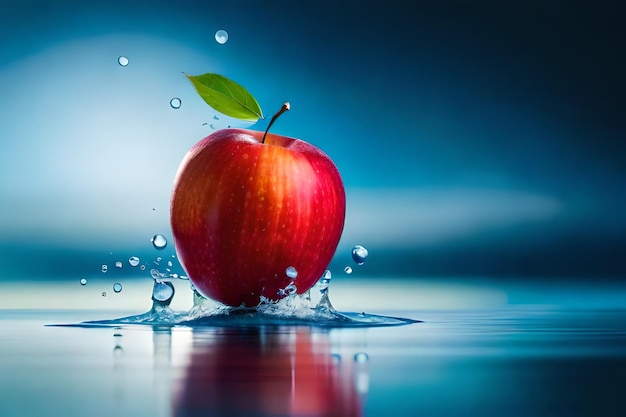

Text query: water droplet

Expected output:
[170,97,181,109]
[209,124,215,129]
[213,115,219,120]
[118,56,129,66]
[167,261,173,267]
[113,333,122,338]
[140,265,146,271]
[351,245,369,265]
[128,256,140,267]
[115,261,122,269]
[215,29,229,44]
[278,281,297,297]
[101,264,108,273]
[80,278,87,286]
[152,281,175,302]
[113,283,123,293]
[102,291,107,297]
[285,266,298,279]
[354,352,369,363]
[152,234,167,250]
[344,266,353,275]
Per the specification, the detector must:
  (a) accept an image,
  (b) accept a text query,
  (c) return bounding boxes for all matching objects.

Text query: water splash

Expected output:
[277,281,297,297]
[73,268,418,328]
[64,248,417,329]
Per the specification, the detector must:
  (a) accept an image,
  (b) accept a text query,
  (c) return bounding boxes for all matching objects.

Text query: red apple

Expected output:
[170,122,345,307]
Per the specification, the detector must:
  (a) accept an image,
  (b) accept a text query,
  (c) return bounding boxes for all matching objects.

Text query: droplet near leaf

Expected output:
[184,73,263,122]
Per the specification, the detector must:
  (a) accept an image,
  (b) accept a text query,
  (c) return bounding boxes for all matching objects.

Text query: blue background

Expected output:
[1,0,624,283]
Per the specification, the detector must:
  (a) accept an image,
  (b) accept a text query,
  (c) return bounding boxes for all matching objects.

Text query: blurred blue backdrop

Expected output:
[1,0,624,282]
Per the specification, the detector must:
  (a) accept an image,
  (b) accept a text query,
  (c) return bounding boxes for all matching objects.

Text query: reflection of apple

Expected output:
[170,120,345,306]
[174,328,361,416]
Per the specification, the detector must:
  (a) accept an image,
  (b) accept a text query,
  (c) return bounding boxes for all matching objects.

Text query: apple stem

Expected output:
[262,102,290,144]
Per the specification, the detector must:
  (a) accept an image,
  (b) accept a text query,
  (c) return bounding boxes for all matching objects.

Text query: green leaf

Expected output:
[184,73,263,122]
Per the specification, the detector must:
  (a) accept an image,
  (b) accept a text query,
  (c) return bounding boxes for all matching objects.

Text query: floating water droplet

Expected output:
[215,29,228,44]
[101,264,108,273]
[80,278,87,286]
[115,261,122,269]
[351,245,369,265]
[113,283,123,293]
[354,352,369,363]
[118,56,129,66]
[344,266,353,275]
[167,261,173,267]
[170,97,181,109]
[140,265,146,271]
[285,266,298,279]
[209,124,215,129]
[102,291,107,297]
[152,281,175,302]
[113,333,122,338]
[152,234,167,249]
[128,256,140,267]
[213,115,219,120]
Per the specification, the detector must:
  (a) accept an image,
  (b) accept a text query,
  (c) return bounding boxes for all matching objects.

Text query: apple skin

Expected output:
[170,128,346,307]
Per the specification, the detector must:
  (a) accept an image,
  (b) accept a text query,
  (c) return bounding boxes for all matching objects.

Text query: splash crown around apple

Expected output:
[170,74,346,307]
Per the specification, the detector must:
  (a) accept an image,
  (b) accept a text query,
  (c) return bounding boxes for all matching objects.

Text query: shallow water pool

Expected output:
[1,278,625,417]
